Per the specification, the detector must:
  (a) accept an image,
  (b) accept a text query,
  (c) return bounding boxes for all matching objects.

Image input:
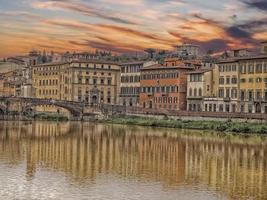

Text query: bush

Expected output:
[105,116,267,135]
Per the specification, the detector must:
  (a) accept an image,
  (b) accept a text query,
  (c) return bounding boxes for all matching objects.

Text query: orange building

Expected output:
[164,57,202,68]
[140,63,194,111]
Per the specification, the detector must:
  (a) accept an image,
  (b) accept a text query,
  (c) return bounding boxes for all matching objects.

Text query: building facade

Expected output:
[32,60,121,105]
[119,61,144,107]
[214,60,239,112]
[66,60,120,104]
[140,64,193,111]
[187,69,215,112]
[32,62,65,100]
[239,55,267,113]
[187,52,267,114]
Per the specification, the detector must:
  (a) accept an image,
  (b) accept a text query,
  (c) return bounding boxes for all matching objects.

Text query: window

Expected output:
[189,88,192,96]
[213,104,216,112]
[256,77,262,83]
[219,104,224,112]
[225,104,230,112]
[231,77,237,84]
[248,104,253,113]
[199,88,202,96]
[194,88,197,96]
[219,77,224,85]
[240,105,244,112]
[93,78,97,85]
[232,65,237,71]
[256,64,262,73]
[219,88,224,98]
[231,88,237,98]
[248,65,254,73]
[240,90,245,101]
[226,88,230,98]
[256,90,262,100]
[226,76,230,84]
[240,78,246,83]
[248,90,254,101]
[108,79,112,85]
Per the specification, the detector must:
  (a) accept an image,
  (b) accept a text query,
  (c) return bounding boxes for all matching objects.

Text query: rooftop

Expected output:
[218,54,267,63]
[186,69,212,74]
[120,61,146,65]
[141,64,194,71]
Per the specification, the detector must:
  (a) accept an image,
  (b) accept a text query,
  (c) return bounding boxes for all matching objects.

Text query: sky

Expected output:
[0,0,267,57]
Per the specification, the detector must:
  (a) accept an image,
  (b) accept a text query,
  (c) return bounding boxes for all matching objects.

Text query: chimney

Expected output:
[261,41,267,54]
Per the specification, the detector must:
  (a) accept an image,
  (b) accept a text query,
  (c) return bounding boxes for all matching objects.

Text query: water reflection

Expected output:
[0,121,266,200]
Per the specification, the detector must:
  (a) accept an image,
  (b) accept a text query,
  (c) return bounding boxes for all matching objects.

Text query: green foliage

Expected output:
[105,116,267,135]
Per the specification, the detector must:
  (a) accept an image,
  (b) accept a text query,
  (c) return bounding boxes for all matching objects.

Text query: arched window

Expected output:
[199,88,202,97]
[194,88,197,96]
[189,88,192,96]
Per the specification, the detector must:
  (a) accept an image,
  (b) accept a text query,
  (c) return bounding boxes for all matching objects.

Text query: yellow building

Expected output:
[32,62,67,100]
[197,53,267,114]
[187,68,219,112]
[239,55,267,113]
[32,62,68,113]
[215,59,239,112]
[61,60,121,104]
[32,60,121,113]
[0,70,23,97]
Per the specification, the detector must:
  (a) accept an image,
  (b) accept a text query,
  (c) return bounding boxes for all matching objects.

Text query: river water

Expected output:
[0,121,266,200]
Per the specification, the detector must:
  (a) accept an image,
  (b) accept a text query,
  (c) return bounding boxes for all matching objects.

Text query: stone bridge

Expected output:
[0,97,128,118]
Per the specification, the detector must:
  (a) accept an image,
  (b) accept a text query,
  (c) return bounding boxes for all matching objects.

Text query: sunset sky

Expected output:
[0,0,267,57]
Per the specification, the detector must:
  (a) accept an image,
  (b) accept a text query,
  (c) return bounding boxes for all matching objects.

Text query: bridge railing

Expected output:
[1,97,266,120]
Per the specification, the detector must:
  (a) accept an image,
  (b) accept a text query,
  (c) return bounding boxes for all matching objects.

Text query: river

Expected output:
[0,121,266,200]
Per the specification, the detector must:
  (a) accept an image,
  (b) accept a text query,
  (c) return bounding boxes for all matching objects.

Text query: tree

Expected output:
[144,48,156,59]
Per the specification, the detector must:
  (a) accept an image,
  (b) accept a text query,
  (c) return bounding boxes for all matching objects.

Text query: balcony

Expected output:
[254,97,263,103]
[223,97,231,102]
[187,96,203,100]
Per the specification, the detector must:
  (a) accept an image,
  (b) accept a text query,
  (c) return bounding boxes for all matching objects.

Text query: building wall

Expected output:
[215,61,239,112]
[21,85,33,98]
[32,61,121,107]
[239,58,267,113]
[68,61,120,104]
[120,62,143,106]
[187,73,205,111]
[140,66,191,111]
[32,63,63,100]
[164,58,183,67]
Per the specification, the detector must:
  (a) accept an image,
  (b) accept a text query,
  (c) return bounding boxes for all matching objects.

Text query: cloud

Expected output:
[2,0,267,57]
[243,0,267,12]
[225,17,267,46]
[32,0,138,25]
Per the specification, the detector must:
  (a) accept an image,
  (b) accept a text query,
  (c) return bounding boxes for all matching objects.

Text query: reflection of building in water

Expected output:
[25,124,186,186]
[0,122,267,200]
[184,139,267,200]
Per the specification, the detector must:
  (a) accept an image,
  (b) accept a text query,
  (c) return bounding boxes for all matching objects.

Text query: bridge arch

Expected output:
[22,100,83,117]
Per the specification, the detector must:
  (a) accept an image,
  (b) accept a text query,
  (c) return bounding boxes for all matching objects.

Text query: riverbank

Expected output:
[101,116,267,135]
